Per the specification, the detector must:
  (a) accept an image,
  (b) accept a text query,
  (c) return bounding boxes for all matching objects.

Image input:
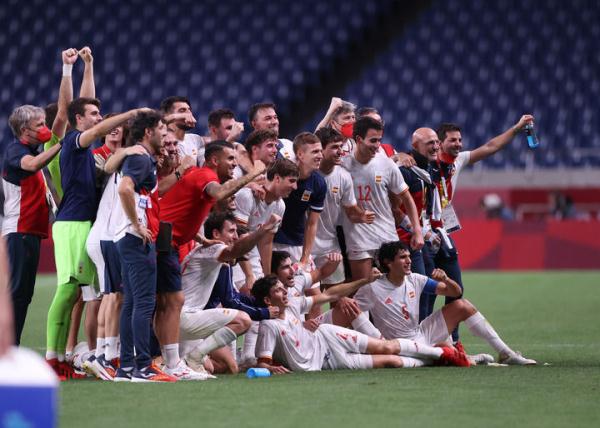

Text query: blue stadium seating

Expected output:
[305,0,600,168]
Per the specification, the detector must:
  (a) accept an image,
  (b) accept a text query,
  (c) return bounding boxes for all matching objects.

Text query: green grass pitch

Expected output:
[19,271,600,428]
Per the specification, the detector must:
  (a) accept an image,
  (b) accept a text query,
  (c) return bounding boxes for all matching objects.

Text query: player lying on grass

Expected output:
[354,241,536,366]
[271,250,382,338]
[251,273,470,373]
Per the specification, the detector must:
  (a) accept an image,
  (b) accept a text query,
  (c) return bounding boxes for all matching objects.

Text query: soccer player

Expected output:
[354,241,537,366]
[252,273,468,373]
[112,110,177,383]
[179,212,282,374]
[45,95,144,379]
[312,127,375,287]
[248,102,295,161]
[154,140,267,379]
[341,116,424,281]
[273,132,326,270]
[2,48,75,346]
[160,96,202,164]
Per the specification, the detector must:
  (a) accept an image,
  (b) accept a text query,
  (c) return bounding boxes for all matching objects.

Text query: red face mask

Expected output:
[35,126,52,143]
[340,122,354,139]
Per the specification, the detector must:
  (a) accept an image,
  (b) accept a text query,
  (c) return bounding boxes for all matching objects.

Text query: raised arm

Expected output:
[313,268,381,306]
[51,48,77,139]
[469,114,534,164]
[430,268,462,298]
[205,160,266,201]
[78,46,95,99]
[79,108,144,149]
[315,97,343,132]
[103,145,147,174]
[218,214,281,262]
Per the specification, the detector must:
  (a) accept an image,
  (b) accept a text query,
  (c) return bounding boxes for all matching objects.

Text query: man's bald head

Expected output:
[411,127,440,161]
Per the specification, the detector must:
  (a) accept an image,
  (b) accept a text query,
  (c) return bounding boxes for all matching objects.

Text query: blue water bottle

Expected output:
[246,368,271,378]
[524,123,540,149]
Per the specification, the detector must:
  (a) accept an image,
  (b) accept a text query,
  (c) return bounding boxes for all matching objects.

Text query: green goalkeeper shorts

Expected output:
[52,221,96,286]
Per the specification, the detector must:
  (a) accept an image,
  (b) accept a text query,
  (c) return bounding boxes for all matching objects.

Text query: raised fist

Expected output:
[62,48,78,65]
[78,46,93,63]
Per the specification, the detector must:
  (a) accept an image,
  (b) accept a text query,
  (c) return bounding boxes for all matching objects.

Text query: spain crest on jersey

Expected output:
[409,291,415,298]
[301,190,312,201]
[331,186,339,194]
[375,174,382,184]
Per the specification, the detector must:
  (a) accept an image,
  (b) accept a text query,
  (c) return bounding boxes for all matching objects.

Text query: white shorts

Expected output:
[314,254,345,285]
[414,309,451,346]
[347,248,378,261]
[317,324,373,370]
[85,240,104,300]
[180,307,238,341]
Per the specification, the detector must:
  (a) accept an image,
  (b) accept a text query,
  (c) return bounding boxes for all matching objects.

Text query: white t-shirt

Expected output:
[354,273,431,340]
[312,166,356,256]
[256,296,327,371]
[278,138,296,162]
[233,187,285,275]
[90,172,121,243]
[180,243,227,310]
[448,151,471,202]
[341,154,408,251]
[178,133,207,166]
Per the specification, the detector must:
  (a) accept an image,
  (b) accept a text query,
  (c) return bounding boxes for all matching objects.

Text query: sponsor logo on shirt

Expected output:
[301,190,312,202]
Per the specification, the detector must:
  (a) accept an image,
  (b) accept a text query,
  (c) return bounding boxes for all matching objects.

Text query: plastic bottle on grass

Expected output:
[246,368,271,378]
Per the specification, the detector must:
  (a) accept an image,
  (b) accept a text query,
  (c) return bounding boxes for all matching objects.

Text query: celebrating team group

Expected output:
[3,47,537,383]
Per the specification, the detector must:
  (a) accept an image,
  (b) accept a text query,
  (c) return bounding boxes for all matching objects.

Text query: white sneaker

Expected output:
[70,342,90,371]
[185,348,217,379]
[499,351,537,365]
[164,360,210,381]
[468,353,495,366]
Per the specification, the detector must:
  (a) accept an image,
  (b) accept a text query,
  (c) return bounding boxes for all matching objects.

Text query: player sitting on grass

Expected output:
[251,273,470,373]
[354,241,536,366]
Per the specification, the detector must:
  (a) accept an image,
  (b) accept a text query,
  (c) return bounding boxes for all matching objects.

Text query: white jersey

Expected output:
[256,296,327,371]
[278,138,296,162]
[448,151,471,201]
[312,166,356,256]
[90,172,121,243]
[341,153,408,251]
[233,187,285,275]
[354,273,432,340]
[178,133,207,166]
[181,243,227,310]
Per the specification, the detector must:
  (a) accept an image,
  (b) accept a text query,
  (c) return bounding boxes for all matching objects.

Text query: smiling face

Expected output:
[252,107,279,135]
[275,257,295,288]
[297,142,323,171]
[386,249,412,275]
[212,219,239,246]
[356,128,383,161]
[413,128,440,162]
[78,104,103,131]
[440,130,463,158]
[272,175,298,198]
[216,147,238,181]
[322,140,344,165]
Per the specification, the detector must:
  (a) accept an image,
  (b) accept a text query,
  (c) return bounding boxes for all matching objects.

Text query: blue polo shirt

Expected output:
[56,130,97,221]
[274,170,326,246]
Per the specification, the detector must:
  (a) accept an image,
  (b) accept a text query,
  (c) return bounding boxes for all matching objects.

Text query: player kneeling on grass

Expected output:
[354,241,536,366]
[251,273,470,373]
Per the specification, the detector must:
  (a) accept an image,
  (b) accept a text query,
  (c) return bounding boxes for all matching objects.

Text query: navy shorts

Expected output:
[156,246,182,293]
[100,240,123,293]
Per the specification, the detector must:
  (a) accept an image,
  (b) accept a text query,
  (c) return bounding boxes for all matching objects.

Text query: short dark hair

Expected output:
[44,103,58,129]
[248,102,276,123]
[377,241,410,273]
[244,129,278,154]
[251,274,280,307]
[436,123,462,142]
[353,116,383,140]
[204,140,235,164]
[292,132,321,154]
[315,127,344,149]
[204,212,237,239]
[266,158,299,181]
[67,97,101,128]
[271,250,291,273]
[160,96,191,114]
[100,112,129,146]
[356,107,379,118]
[208,108,235,128]
[127,110,163,144]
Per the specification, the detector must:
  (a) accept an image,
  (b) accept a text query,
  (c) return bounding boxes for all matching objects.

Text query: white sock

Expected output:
[396,339,443,359]
[242,321,259,362]
[105,336,119,361]
[46,351,58,360]
[400,357,427,368]
[162,343,180,369]
[351,312,382,338]
[465,312,512,355]
[95,338,105,358]
[194,327,237,357]
[57,354,65,362]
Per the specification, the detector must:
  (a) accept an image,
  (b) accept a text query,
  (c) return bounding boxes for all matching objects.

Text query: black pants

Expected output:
[6,233,41,345]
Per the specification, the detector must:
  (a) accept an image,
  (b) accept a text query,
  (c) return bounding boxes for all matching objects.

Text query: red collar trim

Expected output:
[438,152,457,164]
